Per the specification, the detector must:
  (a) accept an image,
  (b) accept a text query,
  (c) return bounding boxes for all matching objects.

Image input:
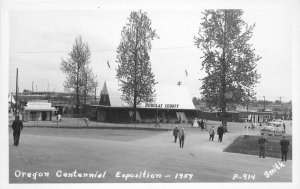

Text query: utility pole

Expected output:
[32,81,34,92]
[36,84,37,92]
[263,96,265,111]
[15,68,18,117]
[94,87,96,101]
[279,97,282,106]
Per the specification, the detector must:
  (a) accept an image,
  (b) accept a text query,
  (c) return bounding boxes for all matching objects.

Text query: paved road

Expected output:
[9,127,292,183]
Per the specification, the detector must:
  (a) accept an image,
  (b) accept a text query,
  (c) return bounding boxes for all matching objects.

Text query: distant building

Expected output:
[8,93,15,113]
[13,91,98,116]
[23,101,56,121]
[196,104,274,123]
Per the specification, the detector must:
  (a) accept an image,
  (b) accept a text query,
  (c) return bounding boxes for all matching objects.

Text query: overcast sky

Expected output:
[7,0,296,102]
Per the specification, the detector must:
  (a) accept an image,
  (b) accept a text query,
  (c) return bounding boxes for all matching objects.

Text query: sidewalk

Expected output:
[8,117,292,136]
[8,118,174,131]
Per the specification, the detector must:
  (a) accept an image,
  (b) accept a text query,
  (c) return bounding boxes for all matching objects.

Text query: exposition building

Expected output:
[92,82,197,123]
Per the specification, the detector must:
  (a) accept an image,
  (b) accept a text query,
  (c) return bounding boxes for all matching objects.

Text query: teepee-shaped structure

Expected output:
[99,82,111,106]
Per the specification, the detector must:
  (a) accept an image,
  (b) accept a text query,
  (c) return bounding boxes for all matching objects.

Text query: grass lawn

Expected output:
[224,135,292,159]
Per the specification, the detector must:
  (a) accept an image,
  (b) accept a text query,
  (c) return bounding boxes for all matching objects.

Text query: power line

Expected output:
[9,46,195,54]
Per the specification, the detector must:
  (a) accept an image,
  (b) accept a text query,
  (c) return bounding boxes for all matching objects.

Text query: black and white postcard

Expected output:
[1,0,299,188]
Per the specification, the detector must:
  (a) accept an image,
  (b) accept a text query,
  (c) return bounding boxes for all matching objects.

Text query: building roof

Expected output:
[101,81,124,107]
[101,81,195,110]
[8,94,15,104]
[24,101,56,111]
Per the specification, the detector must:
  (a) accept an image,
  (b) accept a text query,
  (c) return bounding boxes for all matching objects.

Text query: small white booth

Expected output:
[23,101,56,121]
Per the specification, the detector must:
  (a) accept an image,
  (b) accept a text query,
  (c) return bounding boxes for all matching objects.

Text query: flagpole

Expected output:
[184,69,188,86]
[106,60,110,85]
[15,68,18,118]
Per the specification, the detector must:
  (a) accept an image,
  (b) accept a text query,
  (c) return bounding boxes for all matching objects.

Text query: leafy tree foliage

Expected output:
[192,97,203,105]
[194,10,261,130]
[60,36,98,113]
[116,10,159,121]
[275,100,281,104]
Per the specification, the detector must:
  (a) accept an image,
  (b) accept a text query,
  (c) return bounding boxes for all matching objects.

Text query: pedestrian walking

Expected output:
[208,126,215,141]
[83,117,89,127]
[155,117,160,127]
[203,119,207,130]
[251,122,255,130]
[173,126,179,143]
[12,115,23,147]
[217,125,225,142]
[197,119,201,128]
[58,114,62,121]
[200,119,205,130]
[258,134,267,158]
[279,135,290,161]
[192,118,199,128]
[179,128,185,148]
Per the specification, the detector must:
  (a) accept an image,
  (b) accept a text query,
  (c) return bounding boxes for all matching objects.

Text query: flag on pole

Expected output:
[185,69,188,77]
[107,60,111,69]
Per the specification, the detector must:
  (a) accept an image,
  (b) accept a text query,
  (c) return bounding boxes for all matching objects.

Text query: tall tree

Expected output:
[194,9,261,131]
[60,36,98,114]
[116,10,159,122]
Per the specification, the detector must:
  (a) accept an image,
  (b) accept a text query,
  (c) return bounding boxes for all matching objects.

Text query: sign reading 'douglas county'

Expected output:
[144,103,179,109]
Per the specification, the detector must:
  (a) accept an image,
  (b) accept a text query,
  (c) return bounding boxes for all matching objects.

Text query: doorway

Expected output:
[42,111,47,121]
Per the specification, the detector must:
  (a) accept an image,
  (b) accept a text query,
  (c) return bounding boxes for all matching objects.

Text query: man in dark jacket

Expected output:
[12,115,23,146]
[179,128,185,148]
[173,126,179,143]
[280,136,290,161]
[217,125,225,142]
[200,119,205,130]
[258,134,267,158]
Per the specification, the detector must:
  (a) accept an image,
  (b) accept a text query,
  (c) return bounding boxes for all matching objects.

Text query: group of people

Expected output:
[244,122,259,131]
[258,134,290,161]
[172,124,225,148]
[208,125,225,142]
[173,126,185,148]
[192,118,207,130]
